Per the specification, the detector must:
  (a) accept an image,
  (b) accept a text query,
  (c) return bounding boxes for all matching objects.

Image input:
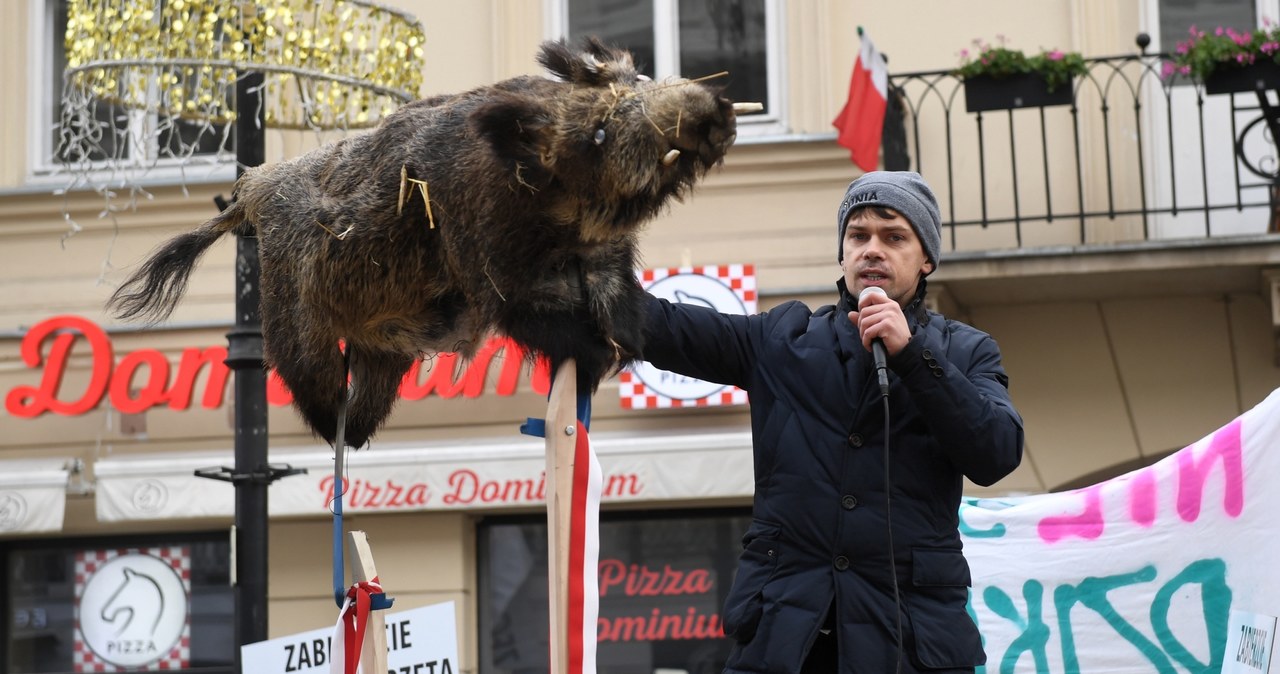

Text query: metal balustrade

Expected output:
[887,45,1280,253]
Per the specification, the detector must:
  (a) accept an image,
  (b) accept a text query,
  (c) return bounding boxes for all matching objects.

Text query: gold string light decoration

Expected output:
[57,0,425,190]
[63,0,424,129]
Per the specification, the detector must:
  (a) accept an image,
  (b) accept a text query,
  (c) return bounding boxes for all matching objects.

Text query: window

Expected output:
[551,0,784,136]
[31,0,233,180]
[478,509,751,674]
[1157,0,1258,86]
[4,534,234,673]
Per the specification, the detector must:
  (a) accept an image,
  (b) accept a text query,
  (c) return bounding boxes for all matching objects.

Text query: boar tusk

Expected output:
[663,149,681,166]
[732,102,764,114]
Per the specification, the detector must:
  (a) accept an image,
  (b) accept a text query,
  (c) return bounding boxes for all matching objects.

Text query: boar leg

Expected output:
[344,347,416,448]
[262,311,347,445]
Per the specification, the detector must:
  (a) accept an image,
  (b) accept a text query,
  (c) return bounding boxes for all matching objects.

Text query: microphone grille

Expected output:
[858,286,888,302]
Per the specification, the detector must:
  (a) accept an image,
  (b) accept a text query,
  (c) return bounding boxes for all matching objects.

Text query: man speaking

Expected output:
[640,171,1024,672]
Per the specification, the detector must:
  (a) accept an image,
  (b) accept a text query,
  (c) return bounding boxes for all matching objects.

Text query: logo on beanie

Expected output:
[852,190,878,204]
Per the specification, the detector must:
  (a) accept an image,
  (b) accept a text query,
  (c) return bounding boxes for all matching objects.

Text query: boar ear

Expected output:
[538,37,633,86]
[581,36,634,72]
[537,39,579,82]
[471,92,555,180]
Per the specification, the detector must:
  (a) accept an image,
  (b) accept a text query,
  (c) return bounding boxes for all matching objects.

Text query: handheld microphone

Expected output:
[857,287,891,396]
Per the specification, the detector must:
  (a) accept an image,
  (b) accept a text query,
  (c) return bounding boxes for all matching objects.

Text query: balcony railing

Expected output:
[888,47,1280,254]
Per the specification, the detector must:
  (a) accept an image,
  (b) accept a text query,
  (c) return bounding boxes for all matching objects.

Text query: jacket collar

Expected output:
[833,277,929,363]
[835,277,928,318]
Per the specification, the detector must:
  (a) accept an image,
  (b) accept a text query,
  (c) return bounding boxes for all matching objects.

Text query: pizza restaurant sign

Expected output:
[5,315,552,418]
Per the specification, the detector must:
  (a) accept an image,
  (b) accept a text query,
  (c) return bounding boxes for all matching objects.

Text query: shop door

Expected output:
[1145,0,1280,238]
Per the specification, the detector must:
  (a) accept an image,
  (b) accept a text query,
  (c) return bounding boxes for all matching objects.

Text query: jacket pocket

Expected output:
[905,547,985,670]
[721,520,782,643]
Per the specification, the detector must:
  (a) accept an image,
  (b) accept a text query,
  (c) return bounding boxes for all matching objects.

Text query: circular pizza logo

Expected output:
[0,492,28,531]
[79,553,188,667]
[131,479,169,514]
[634,273,748,400]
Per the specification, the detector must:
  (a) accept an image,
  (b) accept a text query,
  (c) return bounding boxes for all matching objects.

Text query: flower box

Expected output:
[1203,60,1280,95]
[964,73,1074,113]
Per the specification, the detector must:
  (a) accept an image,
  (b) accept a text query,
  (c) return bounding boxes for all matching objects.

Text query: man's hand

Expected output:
[848,290,912,356]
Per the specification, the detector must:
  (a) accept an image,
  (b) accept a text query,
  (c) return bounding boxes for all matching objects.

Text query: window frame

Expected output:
[476,506,752,674]
[545,0,789,139]
[25,0,236,188]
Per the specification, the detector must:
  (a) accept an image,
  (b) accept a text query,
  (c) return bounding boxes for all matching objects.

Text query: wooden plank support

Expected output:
[347,530,389,674]
[544,359,580,674]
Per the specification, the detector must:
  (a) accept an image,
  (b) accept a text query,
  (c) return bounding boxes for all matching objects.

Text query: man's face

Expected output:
[841,208,934,306]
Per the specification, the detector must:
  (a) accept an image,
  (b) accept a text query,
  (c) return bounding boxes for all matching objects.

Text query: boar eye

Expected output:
[593,127,607,145]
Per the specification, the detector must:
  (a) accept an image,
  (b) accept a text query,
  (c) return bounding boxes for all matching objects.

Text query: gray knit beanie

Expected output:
[836,171,942,273]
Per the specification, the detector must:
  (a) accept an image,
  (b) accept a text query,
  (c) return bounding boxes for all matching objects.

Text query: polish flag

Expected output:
[833,32,889,171]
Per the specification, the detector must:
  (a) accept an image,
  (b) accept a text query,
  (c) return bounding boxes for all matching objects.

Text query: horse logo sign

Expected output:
[75,548,190,671]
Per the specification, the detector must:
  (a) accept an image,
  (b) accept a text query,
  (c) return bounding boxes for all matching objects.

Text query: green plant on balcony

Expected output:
[954,37,1086,112]
[954,38,1087,92]
[1167,23,1280,94]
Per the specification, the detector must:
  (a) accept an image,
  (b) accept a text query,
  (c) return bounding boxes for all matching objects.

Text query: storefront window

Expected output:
[4,535,233,673]
[478,509,751,674]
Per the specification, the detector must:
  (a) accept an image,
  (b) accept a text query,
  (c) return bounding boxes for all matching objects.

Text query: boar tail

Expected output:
[107,203,247,323]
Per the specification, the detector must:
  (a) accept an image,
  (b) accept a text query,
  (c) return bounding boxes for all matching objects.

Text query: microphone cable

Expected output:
[880,388,904,674]
[856,286,904,671]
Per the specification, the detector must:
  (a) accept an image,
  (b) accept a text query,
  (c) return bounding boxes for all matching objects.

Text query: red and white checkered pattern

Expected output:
[74,546,191,672]
[622,265,756,410]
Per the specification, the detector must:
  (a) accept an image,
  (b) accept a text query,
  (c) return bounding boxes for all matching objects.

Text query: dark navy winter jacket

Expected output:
[641,280,1024,673]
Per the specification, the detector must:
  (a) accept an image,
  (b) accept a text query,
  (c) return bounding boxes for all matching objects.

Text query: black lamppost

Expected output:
[197,69,307,671]
[227,68,273,665]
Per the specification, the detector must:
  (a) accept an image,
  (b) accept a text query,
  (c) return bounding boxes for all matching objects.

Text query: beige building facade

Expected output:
[2,1,1279,672]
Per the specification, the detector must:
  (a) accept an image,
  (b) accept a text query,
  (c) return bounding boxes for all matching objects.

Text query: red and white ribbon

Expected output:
[567,420,603,674]
[330,576,383,674]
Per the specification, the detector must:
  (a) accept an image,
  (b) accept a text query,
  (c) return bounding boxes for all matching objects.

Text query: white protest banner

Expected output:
[240,601,457,674]
[963,387,1280,672]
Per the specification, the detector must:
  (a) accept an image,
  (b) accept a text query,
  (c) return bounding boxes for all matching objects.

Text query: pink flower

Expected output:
[1176,41,1190,54]
[1263,41,1280,54]
[960,48,970,59]
[1215,26,1225,36]
[1160,61,1176,79]
[1189,24,1199,35]
[1179,65,1191,75]
[1048,49,1064,61]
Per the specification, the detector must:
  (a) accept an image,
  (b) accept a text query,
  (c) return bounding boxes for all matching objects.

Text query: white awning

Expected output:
[0,459,71,533]
[94,430,754,522]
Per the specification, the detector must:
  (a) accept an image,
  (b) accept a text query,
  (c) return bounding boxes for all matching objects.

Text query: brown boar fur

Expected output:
[107,38,739,448]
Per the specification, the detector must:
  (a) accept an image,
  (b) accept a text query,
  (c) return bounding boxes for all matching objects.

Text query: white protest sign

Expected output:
[963,387,1280,672]
[1223,609,1277,674]
[240,601,457,674]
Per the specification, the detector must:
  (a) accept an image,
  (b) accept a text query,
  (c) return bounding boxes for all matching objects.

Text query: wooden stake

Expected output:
[544,359,579,674]
[347,531,388,674]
